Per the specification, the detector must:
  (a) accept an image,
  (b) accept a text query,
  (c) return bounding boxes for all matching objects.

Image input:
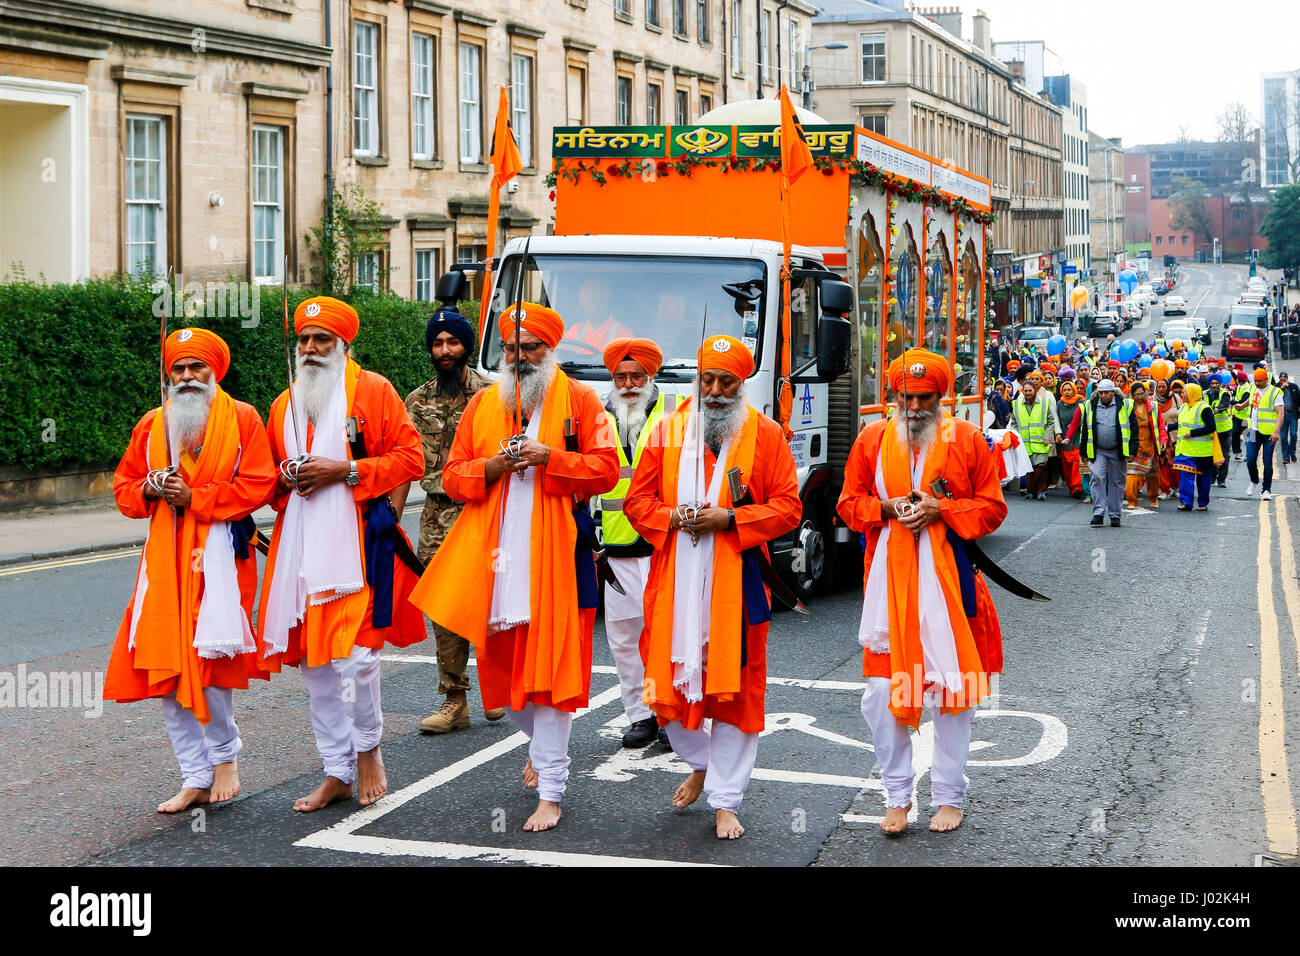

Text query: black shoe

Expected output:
[622,716,659,749]
[658,727,672,750]
[1217,481,1227,488]
[1090,515,1103,527]
[1110,517,1121,527]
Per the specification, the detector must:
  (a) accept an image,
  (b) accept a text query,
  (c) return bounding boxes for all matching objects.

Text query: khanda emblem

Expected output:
[909,362,927,379]
[675,126,729,155]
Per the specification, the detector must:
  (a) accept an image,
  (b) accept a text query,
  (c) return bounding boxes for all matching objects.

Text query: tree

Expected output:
[1261,183,1300,275]
[304,183,391,296]
[1215,101,1255,142]
[1175,124,1192,143]
[1169,177,1214,246]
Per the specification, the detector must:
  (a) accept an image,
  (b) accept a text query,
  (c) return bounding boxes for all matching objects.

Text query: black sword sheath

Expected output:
[727,467,809,614]
[929,477,1050,602]
[567,417,625,596]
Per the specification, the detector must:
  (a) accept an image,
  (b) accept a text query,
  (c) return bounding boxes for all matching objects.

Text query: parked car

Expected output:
[1010,323,1056,349]
[1163,296,1187,315]
[1228,304,1268,329]
[1155,280,1169,295]
[1159,320,1197,346]
[1222,325,1267,360]
[1091,311,1123,337]
[1121,301,1143,327]
[1238,294,1268,308]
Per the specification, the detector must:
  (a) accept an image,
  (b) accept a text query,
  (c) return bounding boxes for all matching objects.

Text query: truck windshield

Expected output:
[483,253,767,378]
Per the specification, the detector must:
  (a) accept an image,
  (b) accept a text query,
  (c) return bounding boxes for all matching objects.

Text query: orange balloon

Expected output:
[1150,359,1173,381]
[1169,339,1183,351]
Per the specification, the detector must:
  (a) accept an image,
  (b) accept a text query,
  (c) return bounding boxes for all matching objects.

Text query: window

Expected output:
[675,88,689,125]
[353,22,380,156]
[566,65,587,125]
[1155,236,1162,245]
[356,250,380,292]
[647,82,661,124]
[616,0,631,15]
[860,32,885,84]
[124,114,166,277]
[411,33,435,160]
[1181,235,1189,245]
[730,0,741,69]
[671,0,683,33]
[700,93,712,115]
[697,0,709,42]
[251,125,284,282]
[789,20,800,84]
[861,114,886,135]
[511,54,533,167]
[414,248,438,301]
[458,42,482,162]
[761,9,772,82]
[617,75,632,125]
[1233,208,1245,220]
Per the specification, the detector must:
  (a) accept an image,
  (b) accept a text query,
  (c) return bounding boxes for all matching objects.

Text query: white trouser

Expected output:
[604,556,652,723]
[860,676,975,809]
[301,645,383,785]
[160,687,242,790]
[665,719,759,813]
[507,703,572,803]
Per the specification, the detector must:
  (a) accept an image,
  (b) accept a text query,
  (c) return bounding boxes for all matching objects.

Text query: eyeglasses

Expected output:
[502,341,548,357]
[612,372,648,386]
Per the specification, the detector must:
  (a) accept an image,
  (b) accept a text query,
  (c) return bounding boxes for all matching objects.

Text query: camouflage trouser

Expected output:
[419,495,471,696]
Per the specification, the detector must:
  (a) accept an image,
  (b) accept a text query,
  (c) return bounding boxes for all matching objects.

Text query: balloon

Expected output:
[1046,334,1066,357]
[1155,345,1168,357]
[1151,360,1174,381]
[1187,348,1200,361]
[1070,287,1089,309]
[1169,339,1182,351]
[1138,354,1154,368]
[1117,339,1139,363]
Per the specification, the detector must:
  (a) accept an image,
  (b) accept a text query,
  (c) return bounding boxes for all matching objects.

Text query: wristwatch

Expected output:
[345,460,360,486]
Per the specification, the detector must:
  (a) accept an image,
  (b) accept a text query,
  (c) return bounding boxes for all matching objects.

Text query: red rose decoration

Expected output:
[548,190,556,201]
[656,161,669,176]
[821,166,834,176]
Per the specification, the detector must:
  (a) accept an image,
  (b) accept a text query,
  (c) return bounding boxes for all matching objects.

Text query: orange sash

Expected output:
[115,388,241,723]
[642,401,758,707]
[409,372,586,706]
[878,419,988,727]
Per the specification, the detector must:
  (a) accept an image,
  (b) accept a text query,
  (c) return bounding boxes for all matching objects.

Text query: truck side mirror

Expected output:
[436,270,469,305]
[816,278,853,381]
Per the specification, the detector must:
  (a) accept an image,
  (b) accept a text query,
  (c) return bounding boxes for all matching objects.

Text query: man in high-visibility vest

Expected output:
[1230,368,1251,460]
[599,337,678,749]
[1206,372,1235,488]
[1244,366,1286,501]
[1174,382,1217,512]
[1081,378,1126,527]
[1011,372,1059,500]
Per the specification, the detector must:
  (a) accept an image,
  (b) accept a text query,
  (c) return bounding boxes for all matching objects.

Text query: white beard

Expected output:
[498,350,557,422]
[297,346,347,424]
[610,387,649,446]
[167,380,215,452]
[697,381,749,451]
[893,403,942,453]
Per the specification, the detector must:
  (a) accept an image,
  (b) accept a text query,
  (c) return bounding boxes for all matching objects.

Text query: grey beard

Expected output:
[610,387,649,445]
[297,346,347,424]
[697,382,749,451]
[498,350,557,422]
[167,380,215,452]
[894,403,942,452]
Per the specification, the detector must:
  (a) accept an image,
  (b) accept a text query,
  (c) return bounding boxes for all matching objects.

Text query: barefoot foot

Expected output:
[880,803,911,836]
[157,787,210,814]
[929,805,964,832]
[523,800,561,831]
[292,776,353,813]
[522,759,538,790]
[715,809,745,839]
[672,770,706,809]
[209,760,240,804]
[357,747,388,806]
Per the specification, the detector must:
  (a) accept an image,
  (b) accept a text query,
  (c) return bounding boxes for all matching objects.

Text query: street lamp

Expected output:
[801,42,847,110]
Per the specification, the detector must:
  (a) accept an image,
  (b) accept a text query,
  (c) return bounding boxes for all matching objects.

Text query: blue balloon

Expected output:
[1046,334,1067,356]
[1117,339,1139,363]
[1138,354,1154,368]
[1187,348,1200,361]
[1155,345,1168,357]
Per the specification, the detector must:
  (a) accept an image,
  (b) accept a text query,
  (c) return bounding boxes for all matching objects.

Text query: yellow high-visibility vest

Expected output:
[600,392,680,545]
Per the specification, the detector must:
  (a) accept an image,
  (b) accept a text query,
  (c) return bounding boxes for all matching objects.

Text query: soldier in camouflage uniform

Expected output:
[392,307,504,732]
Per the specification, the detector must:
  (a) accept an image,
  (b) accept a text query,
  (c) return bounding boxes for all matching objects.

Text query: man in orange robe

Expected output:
[837,348,1007,836]
[257,296,425,812]
[624,335,801,840]
[105,328,278,814]
[410,302,619,832]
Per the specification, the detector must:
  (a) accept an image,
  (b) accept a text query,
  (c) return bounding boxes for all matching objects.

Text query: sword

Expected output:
[727,467,809,614]
[278,252,309,485]
[500,234,533,471]
[145,268,180,510]
[929,477,1051,602]
[675,303,709,544]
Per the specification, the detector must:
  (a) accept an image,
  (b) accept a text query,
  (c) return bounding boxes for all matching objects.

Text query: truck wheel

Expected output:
[789,515,827,600]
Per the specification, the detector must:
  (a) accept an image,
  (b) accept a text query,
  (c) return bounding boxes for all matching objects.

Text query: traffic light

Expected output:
[1251,249,1259,261]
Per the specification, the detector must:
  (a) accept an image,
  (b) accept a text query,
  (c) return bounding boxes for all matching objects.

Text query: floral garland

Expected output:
[545,153,997,225]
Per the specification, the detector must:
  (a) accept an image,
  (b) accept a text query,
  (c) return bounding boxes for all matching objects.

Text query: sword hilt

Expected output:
[278,454,309,485]
[675,499,708,547]
[144,465,177,497]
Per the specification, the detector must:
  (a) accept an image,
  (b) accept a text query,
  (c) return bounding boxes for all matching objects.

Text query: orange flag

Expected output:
[776,85,811,438]
[480,86,525,321]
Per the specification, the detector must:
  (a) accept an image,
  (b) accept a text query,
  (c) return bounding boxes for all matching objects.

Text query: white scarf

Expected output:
[857,440,964,693]
[128,438,255,659]
[670,405,731,704]
[489,410,541,633]
[261,369,364,655]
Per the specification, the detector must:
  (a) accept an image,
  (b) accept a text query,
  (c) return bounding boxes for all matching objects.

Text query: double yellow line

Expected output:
[0,547,141,577]
[1258,496,1299,857]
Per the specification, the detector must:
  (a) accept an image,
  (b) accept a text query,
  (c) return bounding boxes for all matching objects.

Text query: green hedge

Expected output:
[0,276,478,471]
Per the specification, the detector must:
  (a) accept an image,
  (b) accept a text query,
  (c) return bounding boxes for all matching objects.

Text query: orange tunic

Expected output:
[257,363,426,669]
[409,373,620,712]
[104,396,278,720]
[624,406,801,734]
[836,417,1007,727]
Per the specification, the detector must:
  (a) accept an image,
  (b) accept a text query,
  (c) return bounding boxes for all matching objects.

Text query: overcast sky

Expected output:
[965,0,1296,147]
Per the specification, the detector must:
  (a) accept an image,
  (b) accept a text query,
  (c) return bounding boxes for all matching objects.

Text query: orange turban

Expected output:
[603,337,663,377]
[1254,367,1269,383]
[164,328,230,382]
[499,301,564,348]
[1174,359,1190,369]
[295,295,360,343]
[698,335,754,379]
[1027,371,1045,385]
[888,348,951,396]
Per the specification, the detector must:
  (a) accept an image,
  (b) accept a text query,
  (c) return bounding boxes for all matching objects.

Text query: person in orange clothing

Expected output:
[623,335,801,840]
[1124,381,1164,510]
[105,328,278,814]
[257,296,425,813]
[558,278,634,358]
[836,348,1007,837]
[409,302,619,833]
